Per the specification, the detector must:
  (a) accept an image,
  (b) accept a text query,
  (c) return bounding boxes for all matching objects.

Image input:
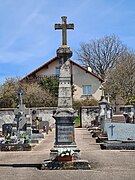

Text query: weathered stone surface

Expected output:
[41,159,91,170]
[31,133,44,139]
[63,160,91,170]
[52,48,78,153]
[80,106,99,127]
[0,107,56,129]
[105,123,135,141]
[14,104,31,131]
[101,141,135,150]
[0,143,31,151]
[0,110,15,130]
[96,136,108,143]
[57,60,72,108]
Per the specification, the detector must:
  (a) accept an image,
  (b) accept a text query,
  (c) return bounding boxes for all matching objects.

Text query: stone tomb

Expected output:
[105,123,135,141]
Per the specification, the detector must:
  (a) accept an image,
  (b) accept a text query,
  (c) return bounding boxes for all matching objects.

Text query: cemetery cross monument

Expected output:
[50,16,80,160]
[13,87,32,137]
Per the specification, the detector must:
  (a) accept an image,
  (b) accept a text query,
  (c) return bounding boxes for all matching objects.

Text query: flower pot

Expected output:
[57,155,72,162]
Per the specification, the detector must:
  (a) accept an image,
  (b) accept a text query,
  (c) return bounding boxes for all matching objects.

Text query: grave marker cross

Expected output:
[18,87,24,105]
[55,16,74,46]
[109,124,115,136]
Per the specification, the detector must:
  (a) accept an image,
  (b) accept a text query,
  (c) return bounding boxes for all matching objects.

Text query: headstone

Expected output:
[31,108,40,121]
[105,123,135,141]
[123,105,135,123]
[2,123,12,136]
[98,95,113,133]
[0,119,5,132]
[13,87,32,137]
[50,16,80,160]
[39,121,49,134]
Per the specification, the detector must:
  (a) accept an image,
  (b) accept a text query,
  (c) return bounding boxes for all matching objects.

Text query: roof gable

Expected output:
[21,56,103,82]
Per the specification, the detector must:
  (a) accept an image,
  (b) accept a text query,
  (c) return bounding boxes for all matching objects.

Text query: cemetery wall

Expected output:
[80,106,99,127]
[0,107,57,129]
[0,106,100,129]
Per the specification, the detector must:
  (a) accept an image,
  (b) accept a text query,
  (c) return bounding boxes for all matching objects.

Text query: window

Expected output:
[56,67,60,76]
[82,85,91,95]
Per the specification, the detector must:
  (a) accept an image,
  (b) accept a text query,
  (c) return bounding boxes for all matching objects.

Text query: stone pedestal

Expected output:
[50,47,80,160]
[99,96,112,133]
[50,108,80,160]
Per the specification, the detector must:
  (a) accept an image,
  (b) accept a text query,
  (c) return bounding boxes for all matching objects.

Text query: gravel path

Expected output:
[0,128,135,180]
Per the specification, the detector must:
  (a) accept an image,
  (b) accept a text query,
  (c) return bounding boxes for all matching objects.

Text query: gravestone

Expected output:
[98,94,113,133]
[39,121,49,134]
[0,119,5,132]
[105,123,135,141]
[13,87,32,137]
[2,123,12,136]
[123,105,135,123]
[50,16,80,160]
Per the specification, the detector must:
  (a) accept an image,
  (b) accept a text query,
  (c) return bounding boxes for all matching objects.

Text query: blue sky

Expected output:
[0,0,135,83]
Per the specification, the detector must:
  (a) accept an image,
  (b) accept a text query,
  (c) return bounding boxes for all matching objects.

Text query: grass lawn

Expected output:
[74,115,80,127]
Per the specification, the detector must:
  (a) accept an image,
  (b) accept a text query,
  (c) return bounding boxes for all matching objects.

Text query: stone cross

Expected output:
[109,124,115,136]
[49,16,80,161]
[18,87,24,105]
[106,93,111,103]
[55,16,74,46]
[100,84,105,97]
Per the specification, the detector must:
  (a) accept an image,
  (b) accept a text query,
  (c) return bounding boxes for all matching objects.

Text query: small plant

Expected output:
[59,149,71,157]
[75,115,80,127]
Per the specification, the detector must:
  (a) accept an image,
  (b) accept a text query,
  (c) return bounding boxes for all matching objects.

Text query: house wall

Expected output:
[33,58,102,101]
[72,64,102,100]
[36,59,59,76]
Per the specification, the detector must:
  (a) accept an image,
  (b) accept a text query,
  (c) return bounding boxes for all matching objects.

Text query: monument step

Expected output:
[0,143,31,151]
[41,159,91,170]
[100,141,135,150]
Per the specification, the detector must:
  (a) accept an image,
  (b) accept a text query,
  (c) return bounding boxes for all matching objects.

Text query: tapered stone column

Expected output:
[50,46,80,159]
[50,17,80,160]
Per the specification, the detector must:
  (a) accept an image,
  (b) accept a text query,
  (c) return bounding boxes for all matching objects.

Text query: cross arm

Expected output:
[55,24,74,30]
[55,24,62,30]
[67,24,74,29]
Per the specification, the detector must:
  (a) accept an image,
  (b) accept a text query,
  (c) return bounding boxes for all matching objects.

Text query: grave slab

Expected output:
[105,123,135,141]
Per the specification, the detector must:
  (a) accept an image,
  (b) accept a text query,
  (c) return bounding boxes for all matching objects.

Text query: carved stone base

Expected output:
[41,159,91,170]
[50,146,80,161]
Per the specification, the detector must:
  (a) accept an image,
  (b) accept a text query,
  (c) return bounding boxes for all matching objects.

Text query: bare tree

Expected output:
[22,82,54,107]
[76,35,127,80]
[0,77,54,108]
[0,77,20,107]
[104,52,135,104]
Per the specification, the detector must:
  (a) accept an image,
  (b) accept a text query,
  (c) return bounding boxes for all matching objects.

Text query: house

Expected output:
[21,56,104,101]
